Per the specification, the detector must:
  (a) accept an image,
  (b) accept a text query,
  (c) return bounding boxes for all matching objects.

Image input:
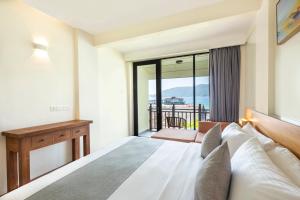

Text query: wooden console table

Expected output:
[2,120,92,192]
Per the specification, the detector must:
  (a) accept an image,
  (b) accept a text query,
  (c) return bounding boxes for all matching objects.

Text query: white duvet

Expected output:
[0,137,203,200]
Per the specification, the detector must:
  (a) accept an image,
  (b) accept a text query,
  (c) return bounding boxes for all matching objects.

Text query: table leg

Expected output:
[72,137,80,161]
[18,138,31,186]
[83,133,90,156]
[6,150,18,192]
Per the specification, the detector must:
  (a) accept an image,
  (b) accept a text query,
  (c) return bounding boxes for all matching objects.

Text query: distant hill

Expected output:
[161,84,208,97]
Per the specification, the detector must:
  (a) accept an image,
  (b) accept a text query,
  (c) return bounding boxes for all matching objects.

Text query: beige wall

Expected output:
[0,1,130,195]
[239,45,246,118]
[274,29,300,124]
[0,0,75,194]
[137,66,156,133]
[253,0,276,114]
[78,40,130,148]
[127,62,134,135]
[75,30,103,152]
[97,47,130,146]
[244,29,257,110]
[245,0,300,124]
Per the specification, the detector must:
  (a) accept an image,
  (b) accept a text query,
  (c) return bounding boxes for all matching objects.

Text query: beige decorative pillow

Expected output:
[201,123,222,158]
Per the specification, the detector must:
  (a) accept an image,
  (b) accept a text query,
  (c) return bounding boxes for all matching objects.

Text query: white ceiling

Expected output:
[24,0,222,35]
[103,12,256,61]
[23,0,259,61]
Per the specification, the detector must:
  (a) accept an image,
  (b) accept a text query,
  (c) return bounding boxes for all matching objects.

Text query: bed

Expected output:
[0,137,203,200]
[1,109,300,200]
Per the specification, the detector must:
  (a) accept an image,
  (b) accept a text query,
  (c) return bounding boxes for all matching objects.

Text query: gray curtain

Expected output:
[209,46,240,122]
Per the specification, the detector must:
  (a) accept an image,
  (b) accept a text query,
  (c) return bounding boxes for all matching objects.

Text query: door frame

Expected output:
[133,52,209,136]
[133,59,161,136]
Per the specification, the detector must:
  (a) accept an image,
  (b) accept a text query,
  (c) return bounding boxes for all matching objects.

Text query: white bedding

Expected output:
[0,137,203,200]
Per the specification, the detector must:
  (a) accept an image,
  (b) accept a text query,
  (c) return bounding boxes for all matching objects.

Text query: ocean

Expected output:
[181,96,209,108]
[149,96,210,109]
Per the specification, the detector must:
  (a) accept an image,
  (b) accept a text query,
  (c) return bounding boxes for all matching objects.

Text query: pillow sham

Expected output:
[267,146,300,187]
[229,138,300,200]
[242,123,276,151]
[221,122,252,157]
[195,142,231,200]
[222,129,253,157]
[201,123,222,158]
[221,122,241,141]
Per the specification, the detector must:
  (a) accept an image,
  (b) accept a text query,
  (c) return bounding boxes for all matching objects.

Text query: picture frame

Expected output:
[276,0,300,45]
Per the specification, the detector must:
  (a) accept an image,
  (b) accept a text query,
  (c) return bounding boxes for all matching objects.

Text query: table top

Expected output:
[2,120,93,138]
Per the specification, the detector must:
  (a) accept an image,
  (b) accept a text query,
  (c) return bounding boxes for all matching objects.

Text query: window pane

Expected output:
[161,56,194,129]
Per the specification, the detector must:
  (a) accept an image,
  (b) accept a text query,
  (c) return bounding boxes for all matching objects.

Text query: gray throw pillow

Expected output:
[201,123,222,158]
[195,142,231,200]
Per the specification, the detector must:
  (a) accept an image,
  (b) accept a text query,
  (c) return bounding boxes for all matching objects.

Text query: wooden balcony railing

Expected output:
[148,104,210,131]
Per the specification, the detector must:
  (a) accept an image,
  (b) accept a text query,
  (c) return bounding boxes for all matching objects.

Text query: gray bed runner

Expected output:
[26,137,163,200]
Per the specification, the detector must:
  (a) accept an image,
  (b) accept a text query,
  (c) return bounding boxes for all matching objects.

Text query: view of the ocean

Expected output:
[182,96,209,108]
[150,96,210,109]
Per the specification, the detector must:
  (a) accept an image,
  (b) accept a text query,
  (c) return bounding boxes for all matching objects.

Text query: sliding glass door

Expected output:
[133,60,161,136]
[161,55,194,129]
[133,53,209,136]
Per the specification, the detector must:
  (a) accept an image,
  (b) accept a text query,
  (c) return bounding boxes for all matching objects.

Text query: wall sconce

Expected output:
[33,38,48,59]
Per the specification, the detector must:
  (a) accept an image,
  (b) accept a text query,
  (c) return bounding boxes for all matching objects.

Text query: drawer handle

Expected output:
[39,139,45,143]
[59,134,65,138]
[75,130,81,133]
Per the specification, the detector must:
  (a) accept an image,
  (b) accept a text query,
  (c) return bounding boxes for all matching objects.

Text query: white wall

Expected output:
[0,0,75,194]
[97,47,130,146]
[245,0,300,125]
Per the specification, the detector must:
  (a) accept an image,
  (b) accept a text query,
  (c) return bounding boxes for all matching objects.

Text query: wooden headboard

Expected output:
[245,109,300,158]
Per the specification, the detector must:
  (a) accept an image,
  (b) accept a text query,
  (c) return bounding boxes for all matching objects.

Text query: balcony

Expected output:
[136,54,210,136]
[148,103,210,131]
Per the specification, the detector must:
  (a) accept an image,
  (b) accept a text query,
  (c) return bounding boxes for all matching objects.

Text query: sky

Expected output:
[148,76,209,95]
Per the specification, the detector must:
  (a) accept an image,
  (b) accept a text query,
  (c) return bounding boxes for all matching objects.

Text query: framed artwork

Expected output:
[276,0,300,44]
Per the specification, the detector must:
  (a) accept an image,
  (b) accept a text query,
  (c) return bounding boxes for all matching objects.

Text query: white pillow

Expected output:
[222,128,253,157]
[268,146,300,187]
[222,122,241,140]
[229,138,300,200]
[242,123,276,151]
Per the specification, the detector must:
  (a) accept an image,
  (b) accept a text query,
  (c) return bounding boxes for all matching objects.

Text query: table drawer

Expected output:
[53,130,71,143]
[72,126,88,137]
[31,134,53,150]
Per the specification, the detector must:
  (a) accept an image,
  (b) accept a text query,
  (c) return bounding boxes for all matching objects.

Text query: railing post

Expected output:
[198,104,201,122]
[202,105,206,121]
[149,104,152,131]
[172,104,175,118]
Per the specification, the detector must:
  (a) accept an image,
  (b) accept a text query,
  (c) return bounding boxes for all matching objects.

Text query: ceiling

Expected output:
[105,12,256,61]
[139,57,209,80]
[23,0,261,61]
[24,0,222,35]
